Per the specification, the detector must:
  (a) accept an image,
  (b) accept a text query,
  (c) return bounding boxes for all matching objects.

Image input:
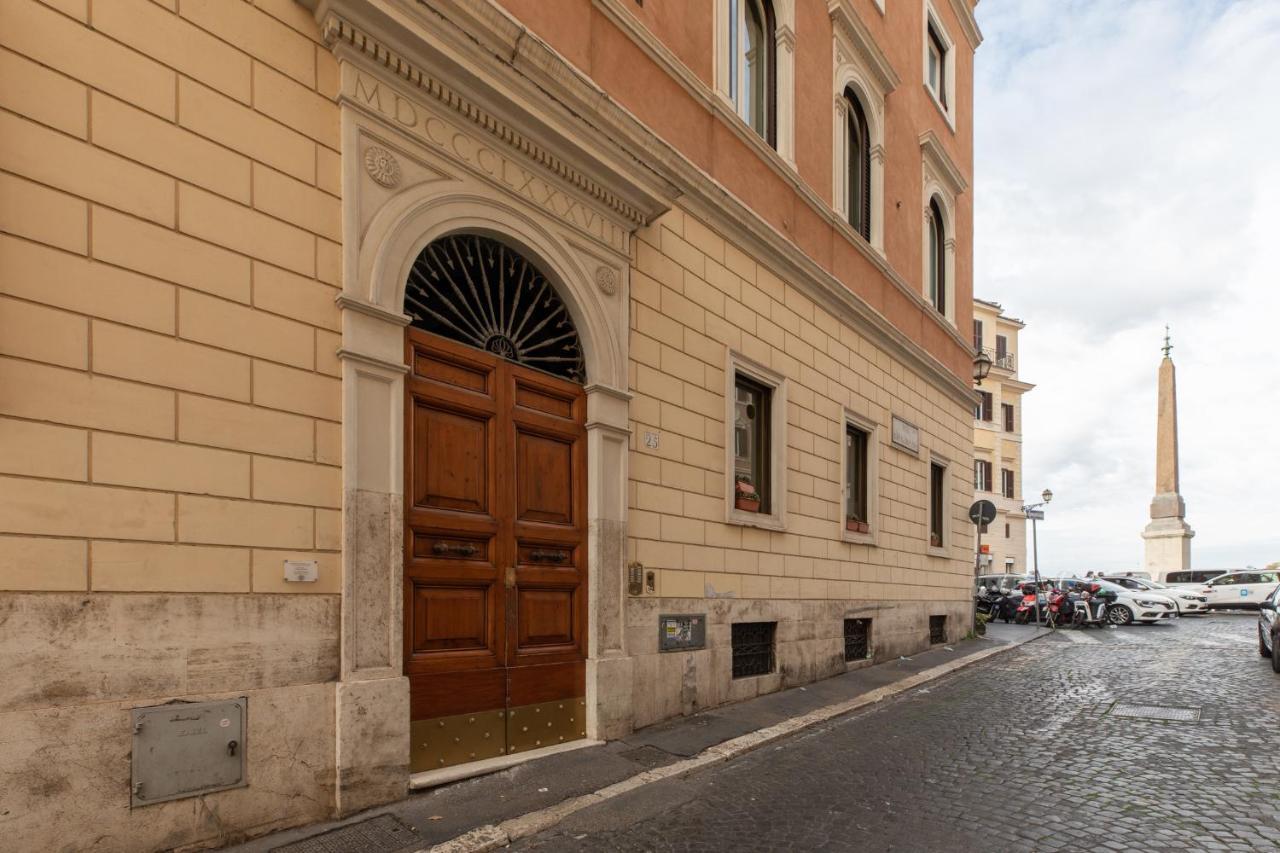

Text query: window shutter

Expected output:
[981,392,993,422]
[972,320,983,350]
[996,335,1007,359]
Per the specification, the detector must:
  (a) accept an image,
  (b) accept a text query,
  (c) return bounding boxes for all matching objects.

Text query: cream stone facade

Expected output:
[0,0,981,849]
[971,298,1032,575]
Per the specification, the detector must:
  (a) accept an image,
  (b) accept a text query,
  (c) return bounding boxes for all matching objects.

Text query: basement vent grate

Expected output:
[271,815,416,853]
[844,618,871,661]
[731,621,776,678]
[1108,703,1201,723]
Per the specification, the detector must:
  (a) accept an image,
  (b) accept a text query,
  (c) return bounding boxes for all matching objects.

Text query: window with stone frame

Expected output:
[974,459,992,492]
[929,461,946,548]
[927,197,947,315]
[733,373,771,514]
[845,423,870,531]
[844,88,872,240]
[1002,403,1015,432]
[1001,467,1015,499]
[727,0,777,147]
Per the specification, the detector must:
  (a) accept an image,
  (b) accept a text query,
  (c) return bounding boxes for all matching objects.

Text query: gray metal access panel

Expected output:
[131,698,247,807]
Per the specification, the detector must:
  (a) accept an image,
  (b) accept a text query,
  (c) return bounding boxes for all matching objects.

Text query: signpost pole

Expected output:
[1031,513,1041,627]
[975,521,982,577]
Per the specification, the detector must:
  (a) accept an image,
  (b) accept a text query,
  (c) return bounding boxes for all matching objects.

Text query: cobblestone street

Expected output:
[512,615,1280,852]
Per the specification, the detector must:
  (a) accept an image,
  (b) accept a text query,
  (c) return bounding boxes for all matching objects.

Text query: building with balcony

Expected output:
[972,298,1033,574]
[0,0,981,848]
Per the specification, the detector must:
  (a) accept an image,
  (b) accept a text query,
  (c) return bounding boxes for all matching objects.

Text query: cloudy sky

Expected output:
[974,0,1280,573]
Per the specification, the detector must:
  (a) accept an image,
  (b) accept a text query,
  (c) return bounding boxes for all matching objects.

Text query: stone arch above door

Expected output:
[351,185,627,394]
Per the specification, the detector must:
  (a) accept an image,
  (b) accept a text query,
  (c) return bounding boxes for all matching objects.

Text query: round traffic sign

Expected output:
[969,499,997,526]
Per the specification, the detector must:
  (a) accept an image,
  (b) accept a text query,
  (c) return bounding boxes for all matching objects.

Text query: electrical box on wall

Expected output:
[658,613,706,652]
[130,699,247,807]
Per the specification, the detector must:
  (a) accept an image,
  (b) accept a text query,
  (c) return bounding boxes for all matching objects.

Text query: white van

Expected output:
[1202,571,1280,610]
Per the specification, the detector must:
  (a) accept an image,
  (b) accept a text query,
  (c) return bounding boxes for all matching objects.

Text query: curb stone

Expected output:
[420,636,1043,852]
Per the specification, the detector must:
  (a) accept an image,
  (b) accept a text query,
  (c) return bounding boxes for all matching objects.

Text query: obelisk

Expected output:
[1142,327,1194,575]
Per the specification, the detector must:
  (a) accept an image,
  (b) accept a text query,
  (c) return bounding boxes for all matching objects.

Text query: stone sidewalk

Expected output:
[228,623,1048,853]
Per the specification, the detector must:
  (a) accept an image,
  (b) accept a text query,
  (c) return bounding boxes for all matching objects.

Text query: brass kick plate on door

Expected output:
[410,710,508,772]
[505,697,587,754]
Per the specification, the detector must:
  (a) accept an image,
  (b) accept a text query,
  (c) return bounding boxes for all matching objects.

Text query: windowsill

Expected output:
[923,84,956,132]
[727,507,787,531]
[842,528,877,547]
[927,546,949,559]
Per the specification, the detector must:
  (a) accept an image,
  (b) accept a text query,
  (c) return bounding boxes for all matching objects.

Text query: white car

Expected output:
[1060,579,1179,625]
[1103,576,1209,615]
[1202,571,1280,610]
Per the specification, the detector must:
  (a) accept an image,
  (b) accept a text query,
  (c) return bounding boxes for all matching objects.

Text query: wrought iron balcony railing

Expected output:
[980,347,1016,372]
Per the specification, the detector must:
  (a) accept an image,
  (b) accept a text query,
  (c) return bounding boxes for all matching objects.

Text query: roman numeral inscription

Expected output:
[348,72,626,252]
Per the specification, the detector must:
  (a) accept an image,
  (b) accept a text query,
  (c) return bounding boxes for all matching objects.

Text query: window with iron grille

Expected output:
[731,621,776,678]
[929,615,947,644]
[844,618,871,661]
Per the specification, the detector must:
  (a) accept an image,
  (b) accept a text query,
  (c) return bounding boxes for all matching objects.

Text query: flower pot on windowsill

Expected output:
[735,495,761,513]
[846,519,870,534]
[930,534,942,548]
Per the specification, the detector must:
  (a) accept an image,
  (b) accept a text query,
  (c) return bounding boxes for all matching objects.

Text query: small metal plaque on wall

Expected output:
[131,699,247,807]
[658,614,706,652]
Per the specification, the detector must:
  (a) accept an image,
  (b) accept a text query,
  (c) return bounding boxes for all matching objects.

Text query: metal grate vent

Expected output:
[731,621,776,678]
[844,618,871,661]
[929,615,947,645]
[271,815,416,853]
[1108,703,1201,722]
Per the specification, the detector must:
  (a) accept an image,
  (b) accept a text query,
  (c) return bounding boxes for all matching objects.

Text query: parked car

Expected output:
[1201,571,1280,610]
[1164,569,1239,585]
[1057,578,1178,625]
[1257,586,1280,673]
[974,573,1027,595]
[1102,576,1208,615]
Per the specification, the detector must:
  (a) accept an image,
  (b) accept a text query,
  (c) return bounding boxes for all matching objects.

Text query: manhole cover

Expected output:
[1108,703,1201,722]
[271,814,416,853]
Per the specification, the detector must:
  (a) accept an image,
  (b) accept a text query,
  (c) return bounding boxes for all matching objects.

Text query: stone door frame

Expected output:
[324,17,647,809]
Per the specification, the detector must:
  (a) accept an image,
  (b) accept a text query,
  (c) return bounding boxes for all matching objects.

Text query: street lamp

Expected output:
[1022,488,1053,626]
[973,349,993,386]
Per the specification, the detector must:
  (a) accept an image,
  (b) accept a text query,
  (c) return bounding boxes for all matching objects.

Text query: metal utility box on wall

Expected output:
[131,699,247,807]
[658,613,706,652]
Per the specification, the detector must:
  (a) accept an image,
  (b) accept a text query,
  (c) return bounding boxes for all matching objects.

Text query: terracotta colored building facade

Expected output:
[0,0,980,848]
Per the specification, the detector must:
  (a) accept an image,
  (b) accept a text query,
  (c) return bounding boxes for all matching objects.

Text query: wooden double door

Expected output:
[404,330,588,773]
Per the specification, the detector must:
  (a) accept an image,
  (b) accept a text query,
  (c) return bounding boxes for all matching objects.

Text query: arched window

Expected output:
[844,89,871,241]
[729,0,776,146]
[404,233,585,382]
[927,198,946,315]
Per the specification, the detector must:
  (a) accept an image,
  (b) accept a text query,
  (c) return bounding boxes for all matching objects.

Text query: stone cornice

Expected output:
[920,130,968,195]
[828,0,901,93]
[319,12,658,228]
[307,0,976,408]
[947,0,984,50]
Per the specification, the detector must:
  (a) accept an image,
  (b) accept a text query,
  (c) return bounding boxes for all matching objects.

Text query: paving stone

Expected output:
[513,616,1280,852]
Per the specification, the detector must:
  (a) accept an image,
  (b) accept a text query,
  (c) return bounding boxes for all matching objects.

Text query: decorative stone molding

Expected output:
[320,12,658,230]
[828,0,901,93]
[919,130,968,196]
[595,265,618,296]
[946,0,984,50]
[364,144,402,187]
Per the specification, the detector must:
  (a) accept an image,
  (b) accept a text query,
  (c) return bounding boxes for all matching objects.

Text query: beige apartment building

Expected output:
[0,0,981,849]
[972,298,1032,575]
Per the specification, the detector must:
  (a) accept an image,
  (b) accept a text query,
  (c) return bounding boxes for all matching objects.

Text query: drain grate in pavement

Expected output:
[1108,703,1201,722]
[271,814,416,853]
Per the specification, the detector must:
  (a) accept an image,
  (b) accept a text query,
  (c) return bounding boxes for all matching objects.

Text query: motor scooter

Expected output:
[1013,584,1040,625]
[1071,584,1112,628]
[1045,587,1074,629]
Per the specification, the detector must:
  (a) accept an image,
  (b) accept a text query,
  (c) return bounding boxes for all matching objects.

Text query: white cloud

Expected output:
[975,0,1280,572]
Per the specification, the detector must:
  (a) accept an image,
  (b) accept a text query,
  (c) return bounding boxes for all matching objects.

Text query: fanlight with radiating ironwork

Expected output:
[404,233,585,382]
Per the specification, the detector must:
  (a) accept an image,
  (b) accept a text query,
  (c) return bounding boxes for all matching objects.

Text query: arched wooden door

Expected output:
[403,234,588,773]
